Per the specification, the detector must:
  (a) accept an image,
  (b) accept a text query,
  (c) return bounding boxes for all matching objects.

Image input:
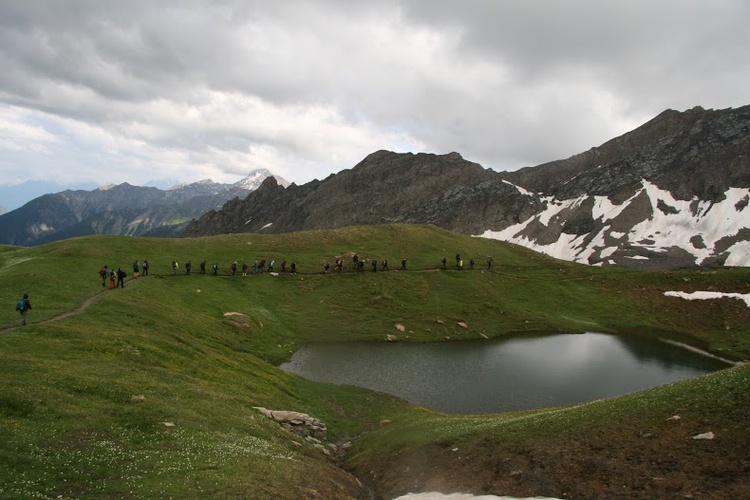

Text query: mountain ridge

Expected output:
[183,105,750,270]
[0,170,289,246]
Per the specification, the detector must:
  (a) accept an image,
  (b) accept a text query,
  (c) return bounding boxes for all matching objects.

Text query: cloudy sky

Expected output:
[1,0,748,192]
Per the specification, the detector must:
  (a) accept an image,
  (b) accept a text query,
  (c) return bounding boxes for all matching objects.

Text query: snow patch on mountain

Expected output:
[502,179,533,197]
[627,182,749,264]
[478,180,750,267]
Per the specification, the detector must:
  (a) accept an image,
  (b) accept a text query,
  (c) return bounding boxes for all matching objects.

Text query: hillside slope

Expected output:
[0,227,748,498]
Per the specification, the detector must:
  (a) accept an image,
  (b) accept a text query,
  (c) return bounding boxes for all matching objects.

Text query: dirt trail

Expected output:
[1,278,141,333]
[1,268,588,333]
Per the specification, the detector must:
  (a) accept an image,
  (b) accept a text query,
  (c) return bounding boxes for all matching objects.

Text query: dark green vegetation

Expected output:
[1,225,748,498]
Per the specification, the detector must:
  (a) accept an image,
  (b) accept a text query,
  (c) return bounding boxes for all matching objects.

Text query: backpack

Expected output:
[16,299,24,311]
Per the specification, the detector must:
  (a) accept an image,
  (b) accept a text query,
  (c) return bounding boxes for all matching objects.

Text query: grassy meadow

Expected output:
[0,224,748,498]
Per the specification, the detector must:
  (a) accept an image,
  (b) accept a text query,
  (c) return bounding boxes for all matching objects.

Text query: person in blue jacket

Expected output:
[16,293,32,326]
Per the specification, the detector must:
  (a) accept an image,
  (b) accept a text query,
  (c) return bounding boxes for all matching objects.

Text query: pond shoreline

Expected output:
[659,338,743,366]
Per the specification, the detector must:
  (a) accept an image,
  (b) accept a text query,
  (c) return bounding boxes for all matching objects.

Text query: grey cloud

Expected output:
[0,0,748,187]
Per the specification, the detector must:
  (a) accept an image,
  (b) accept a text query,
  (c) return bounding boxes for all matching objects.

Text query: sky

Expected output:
[1,0,748,192]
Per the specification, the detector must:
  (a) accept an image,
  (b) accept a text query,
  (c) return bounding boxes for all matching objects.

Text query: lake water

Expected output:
[280,332,729,414]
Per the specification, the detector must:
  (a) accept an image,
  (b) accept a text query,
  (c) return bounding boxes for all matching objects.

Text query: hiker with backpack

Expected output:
[142,259,149,276]
[99,265,109,287]
[117,267,127,288]
[16,293,32,326]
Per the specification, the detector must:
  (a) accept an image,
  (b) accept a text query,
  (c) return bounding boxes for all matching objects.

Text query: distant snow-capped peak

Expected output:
[165,170,289,192]
[234,169,290,190]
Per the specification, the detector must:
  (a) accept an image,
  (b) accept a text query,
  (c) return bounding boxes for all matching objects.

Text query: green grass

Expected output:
[0,225,748,498]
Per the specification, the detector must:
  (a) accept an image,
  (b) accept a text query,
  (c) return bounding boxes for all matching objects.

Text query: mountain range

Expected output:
[183,105,750,270]
[0,170,289,246]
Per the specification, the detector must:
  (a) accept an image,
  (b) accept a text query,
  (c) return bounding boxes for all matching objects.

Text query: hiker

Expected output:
[487,257,493,269]
[470,258,475,270]
[243,262,249,276]
[251,261,257,275]
[212,263,218,275]
[400,258,406,271]
[185,260,192,275]
[458,259,463,270]
[337,259,343,273]
[382,259,389,271]
[100,265,109,287]
[117,267,127,288]
[258,260,266,273]
[200,260,206,274]
[142,259,149,276]
[280,261,287,272]
[455,254,461,267]
[231,261,237,276]
[133,260,140,278]
[372,259,378,272]
[324,261,330,274]
[269,260,275,272]
[16,293,32,326]
[442,257,447,269]
[109,270,117,289]
[290,262,297,274]
[352,253,359,271]
[172,260,179,275]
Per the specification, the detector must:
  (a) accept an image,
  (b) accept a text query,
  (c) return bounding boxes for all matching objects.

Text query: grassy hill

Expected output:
[0,225,748,498]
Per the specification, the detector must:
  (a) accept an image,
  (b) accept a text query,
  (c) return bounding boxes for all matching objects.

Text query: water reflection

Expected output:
[280,332,728,414]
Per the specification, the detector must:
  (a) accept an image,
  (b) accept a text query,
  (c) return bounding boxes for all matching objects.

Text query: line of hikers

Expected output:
[99,253,494,285]
[168,259,297,276]
[98,265,136,289]
[440,254,494,270]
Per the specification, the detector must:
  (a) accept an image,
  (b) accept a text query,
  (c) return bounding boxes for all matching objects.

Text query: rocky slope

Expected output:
[183,151,541,237]
[183,105,750,270]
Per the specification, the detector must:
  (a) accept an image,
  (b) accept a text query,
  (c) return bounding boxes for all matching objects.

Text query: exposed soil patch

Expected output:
[350,396,750,500]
